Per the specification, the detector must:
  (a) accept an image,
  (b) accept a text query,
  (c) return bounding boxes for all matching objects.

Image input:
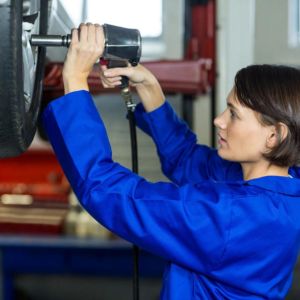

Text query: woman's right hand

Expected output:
[100,64,155,88]
[100,64,165,112]
[63,23,104,94]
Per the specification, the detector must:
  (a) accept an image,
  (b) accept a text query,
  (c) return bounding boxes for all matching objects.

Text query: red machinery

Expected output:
[0,149,70,235]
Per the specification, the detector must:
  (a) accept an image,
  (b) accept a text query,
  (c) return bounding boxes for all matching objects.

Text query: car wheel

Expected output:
[0,0,48,158]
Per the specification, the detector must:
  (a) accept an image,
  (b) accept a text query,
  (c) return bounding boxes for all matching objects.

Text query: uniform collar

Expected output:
[245,175,300,196]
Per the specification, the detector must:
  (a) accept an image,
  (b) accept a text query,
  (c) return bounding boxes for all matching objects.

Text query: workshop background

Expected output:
[1,0,300,299]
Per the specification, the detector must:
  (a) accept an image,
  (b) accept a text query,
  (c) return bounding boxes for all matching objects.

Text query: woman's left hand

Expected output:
[62,23,104,94]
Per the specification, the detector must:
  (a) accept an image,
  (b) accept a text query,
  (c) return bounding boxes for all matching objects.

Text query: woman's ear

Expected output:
[266,122,288,149]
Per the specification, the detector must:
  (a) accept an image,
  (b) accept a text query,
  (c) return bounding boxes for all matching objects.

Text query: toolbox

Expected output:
[0,149,70,235]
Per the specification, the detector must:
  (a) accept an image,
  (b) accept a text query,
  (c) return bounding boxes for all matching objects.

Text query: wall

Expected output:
[254,0,300,65]
[216,0,256,115]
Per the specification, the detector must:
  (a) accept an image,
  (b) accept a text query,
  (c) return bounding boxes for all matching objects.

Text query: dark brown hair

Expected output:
[234,64,300,167]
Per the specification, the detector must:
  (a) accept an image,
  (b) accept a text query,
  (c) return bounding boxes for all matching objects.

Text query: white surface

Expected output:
[216,0,256,115]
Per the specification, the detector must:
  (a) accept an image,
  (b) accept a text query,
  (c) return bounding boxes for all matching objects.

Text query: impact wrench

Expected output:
[31,23,142,300]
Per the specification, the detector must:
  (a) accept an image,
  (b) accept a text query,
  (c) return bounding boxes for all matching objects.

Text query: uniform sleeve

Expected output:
[42,90,234,274]
[134,102,242,185]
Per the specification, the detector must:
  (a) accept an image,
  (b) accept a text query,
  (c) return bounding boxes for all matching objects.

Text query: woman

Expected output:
[43,23,300,299]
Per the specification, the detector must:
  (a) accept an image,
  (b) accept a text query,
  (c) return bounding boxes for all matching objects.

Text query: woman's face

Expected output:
[214,88,271,163]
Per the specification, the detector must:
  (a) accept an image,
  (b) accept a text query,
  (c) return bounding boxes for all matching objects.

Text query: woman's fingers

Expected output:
[100,65,108,72]
[99,65,121,88]
[101,75,122,88]
[95,24,104,51]
[63,23,105,83]
[86,22,95,43]
[71,28,79,44]
[103,67,134,80]
[78,23,88,43]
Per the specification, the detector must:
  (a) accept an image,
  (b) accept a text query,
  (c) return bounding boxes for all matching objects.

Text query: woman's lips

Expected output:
[217,134,227,145]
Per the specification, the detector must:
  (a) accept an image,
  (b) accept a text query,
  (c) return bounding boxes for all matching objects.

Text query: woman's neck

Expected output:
[241,161,289,181]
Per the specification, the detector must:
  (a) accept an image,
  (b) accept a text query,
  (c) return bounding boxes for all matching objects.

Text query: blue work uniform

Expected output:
[42,90,300,300]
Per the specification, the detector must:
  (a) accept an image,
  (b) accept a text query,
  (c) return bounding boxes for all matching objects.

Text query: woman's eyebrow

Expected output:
[227,101,239,111]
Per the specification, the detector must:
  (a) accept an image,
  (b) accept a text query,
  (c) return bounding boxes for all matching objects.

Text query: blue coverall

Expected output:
[42,90,300,299]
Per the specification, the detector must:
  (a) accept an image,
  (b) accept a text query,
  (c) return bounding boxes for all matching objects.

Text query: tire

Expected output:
[0,0,48,158]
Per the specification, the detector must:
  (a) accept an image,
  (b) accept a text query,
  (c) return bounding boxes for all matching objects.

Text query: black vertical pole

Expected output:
[121,87,140,300]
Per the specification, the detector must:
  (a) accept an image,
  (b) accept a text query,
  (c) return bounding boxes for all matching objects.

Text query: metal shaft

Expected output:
[30,34,71,47]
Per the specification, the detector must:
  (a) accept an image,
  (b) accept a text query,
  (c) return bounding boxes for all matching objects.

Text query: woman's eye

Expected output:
[230,110,236,119]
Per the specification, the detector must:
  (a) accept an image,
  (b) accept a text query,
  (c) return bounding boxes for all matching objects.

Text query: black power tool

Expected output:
[31,23,141,105]
[30,23,141,66]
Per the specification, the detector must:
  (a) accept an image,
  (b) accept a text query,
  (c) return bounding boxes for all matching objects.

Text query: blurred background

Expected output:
[0,0,300,299]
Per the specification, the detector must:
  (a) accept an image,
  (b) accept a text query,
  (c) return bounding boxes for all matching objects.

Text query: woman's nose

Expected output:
[214,111,226,129]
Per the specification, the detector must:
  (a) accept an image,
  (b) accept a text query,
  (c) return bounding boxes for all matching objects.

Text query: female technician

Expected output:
[43,23,300,299]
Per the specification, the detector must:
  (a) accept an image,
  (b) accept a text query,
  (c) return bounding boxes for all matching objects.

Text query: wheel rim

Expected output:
[22,0,40,113]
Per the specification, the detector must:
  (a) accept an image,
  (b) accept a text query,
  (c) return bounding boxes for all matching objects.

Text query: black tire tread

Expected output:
[0,0,48,157]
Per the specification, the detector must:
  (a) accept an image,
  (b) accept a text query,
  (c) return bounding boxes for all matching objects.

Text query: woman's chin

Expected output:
[217,148,231,160]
